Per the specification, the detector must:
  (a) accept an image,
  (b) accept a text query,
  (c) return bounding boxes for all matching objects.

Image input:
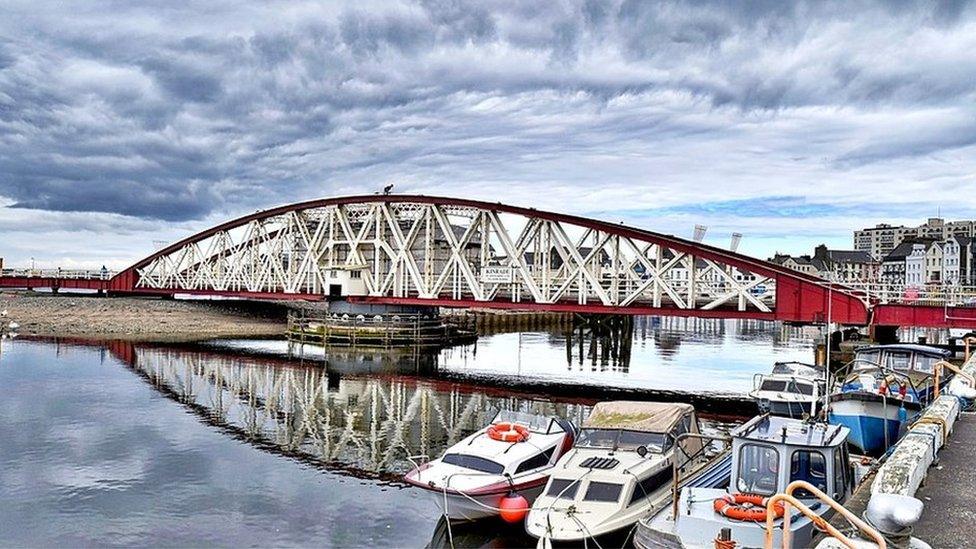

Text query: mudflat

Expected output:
[0,292,288,341]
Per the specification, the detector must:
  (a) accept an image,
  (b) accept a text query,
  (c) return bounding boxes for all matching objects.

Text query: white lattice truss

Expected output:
[133,347,587,474]
[136,201,776,313]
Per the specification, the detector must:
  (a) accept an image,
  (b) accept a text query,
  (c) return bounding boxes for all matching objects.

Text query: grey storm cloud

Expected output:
[0,0,975,230]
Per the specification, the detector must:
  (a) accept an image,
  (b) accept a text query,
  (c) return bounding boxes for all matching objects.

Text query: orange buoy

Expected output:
[713,493,785,522]
[499,492,529,523]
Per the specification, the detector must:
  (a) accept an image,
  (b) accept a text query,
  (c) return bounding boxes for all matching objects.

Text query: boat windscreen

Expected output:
[760,379,813,395]
[491,410,555,432]
[884,351,912,372]
[577,428,670,452]
[583,481,623,503]
[441,453,504,474]
[547,478,581,499]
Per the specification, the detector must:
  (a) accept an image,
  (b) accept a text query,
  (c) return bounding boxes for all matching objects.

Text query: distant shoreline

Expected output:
[0,292,289,342]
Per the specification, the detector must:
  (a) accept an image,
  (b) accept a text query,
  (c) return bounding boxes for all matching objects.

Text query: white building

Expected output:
[905,242,928,288]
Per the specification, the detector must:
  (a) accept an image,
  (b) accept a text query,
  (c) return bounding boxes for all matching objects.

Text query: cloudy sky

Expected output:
[2,0,975,269]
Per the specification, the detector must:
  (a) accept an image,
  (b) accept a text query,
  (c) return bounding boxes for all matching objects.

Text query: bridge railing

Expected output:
[841,282,976,307]
[0,268,116,280]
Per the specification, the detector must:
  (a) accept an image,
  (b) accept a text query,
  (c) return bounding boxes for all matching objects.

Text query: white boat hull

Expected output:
[425,483,545,521]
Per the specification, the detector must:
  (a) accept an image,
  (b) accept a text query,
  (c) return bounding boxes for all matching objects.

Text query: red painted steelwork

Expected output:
[873,304,976,329]
[0,276,108,291]
[349,296,778,320]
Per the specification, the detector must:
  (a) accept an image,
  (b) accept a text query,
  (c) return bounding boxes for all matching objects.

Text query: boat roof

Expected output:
[732,415,847,448]
[855,344,950,358]
[770,361,824,377]
[582,401,694,432]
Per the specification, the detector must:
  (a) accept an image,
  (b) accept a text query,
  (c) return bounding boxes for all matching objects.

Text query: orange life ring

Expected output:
[487,422,530,443]
[713,493,785,522]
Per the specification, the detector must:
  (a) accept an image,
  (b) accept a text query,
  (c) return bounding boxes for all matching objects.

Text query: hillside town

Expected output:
[770,217,976,286]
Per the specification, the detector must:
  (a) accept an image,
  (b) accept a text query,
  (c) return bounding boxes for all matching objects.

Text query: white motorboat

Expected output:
[748,361,825,418]
[525,401,705,544]
[404,410,576,522]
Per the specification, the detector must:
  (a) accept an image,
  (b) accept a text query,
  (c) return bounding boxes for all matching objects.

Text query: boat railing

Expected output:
[763,480,886,549]
[670,432,732,519]
[933,360,976,399]
[831,358,924,405]
[964,336,976,362]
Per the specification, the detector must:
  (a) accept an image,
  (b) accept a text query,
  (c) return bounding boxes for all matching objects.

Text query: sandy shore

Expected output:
[0,292,290,341]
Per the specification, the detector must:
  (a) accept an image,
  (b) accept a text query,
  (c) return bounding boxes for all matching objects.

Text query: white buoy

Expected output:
[7,321,19,330]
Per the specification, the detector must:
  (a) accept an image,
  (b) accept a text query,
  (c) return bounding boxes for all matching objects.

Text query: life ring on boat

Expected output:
[487,422,530,443]
[713,493,785,522]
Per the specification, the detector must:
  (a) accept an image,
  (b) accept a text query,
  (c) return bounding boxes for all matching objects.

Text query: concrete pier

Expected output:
[913,413,976,547]
[818,353,976,548]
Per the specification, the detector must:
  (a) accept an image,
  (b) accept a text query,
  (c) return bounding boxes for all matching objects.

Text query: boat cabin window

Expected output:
[584,481,623,503]
[857,350,881,367]
[547,478,580,499]
[736,444,779,496]
[885,351,912,372]
[833,446,848,499]
[789,450,827,498]
[628,467,674,506]
[760,379,813,395]
[577,429,670,453]
[793,382,814,395]
[441,453,504,475]
[514,447,555,474]
[913,355,938,375]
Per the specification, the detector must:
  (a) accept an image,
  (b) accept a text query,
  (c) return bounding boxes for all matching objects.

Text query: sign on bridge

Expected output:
[480,265,514,284]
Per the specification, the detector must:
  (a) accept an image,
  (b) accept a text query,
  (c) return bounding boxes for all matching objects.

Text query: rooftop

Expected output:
[825,249,875,263]
[855,344,951,358]
[732,415,847,447]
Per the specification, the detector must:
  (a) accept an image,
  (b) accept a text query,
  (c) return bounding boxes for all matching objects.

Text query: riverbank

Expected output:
[0,292,288,341]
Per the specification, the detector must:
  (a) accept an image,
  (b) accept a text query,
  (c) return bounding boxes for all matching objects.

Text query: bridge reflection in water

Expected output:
[125,343,591,481]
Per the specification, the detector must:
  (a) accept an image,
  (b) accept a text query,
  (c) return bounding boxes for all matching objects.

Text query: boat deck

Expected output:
[913,412,976,547]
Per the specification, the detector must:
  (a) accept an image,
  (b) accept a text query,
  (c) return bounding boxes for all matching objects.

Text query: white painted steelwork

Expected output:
[135,199,777,313]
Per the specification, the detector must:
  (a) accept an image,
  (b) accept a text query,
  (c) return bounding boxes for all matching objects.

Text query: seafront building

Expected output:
[772,234,976,287]
[854,217,976,260]
[770,245,877,284]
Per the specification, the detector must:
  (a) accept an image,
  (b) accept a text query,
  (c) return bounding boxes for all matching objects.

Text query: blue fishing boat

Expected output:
[828,344,951,456]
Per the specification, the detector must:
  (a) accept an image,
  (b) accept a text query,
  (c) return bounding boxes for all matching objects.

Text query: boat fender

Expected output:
[499,492,529,523]
[713,493,785,522]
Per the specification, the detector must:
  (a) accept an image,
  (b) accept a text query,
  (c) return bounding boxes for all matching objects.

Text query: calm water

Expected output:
[0,318,815,547]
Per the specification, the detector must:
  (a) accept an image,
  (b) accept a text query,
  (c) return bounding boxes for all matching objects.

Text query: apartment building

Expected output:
[854,217,976,260]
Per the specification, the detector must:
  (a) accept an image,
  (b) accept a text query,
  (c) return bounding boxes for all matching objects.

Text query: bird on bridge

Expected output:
[383,184,394,195]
